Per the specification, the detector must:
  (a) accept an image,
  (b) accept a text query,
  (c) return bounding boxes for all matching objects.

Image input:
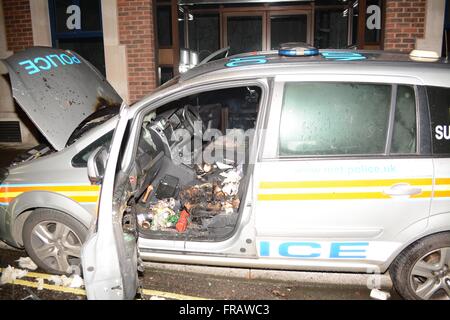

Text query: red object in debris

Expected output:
[176,210,190,233]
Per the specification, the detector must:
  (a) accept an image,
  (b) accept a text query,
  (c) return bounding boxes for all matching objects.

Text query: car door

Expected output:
[253,75,434,271]
[81,104,139,300]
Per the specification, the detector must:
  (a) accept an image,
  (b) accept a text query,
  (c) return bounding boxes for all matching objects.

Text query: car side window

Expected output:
[279,82,392,157]
[72,131,114,168]
[428,86,450,155]
[391,86,417,154]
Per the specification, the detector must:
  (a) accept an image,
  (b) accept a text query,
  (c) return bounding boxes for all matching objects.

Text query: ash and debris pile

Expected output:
[136,163,243,236]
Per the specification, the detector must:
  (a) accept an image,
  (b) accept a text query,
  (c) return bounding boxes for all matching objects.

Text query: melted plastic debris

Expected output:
[150,199,178,230]
[151,207,177,231]
[0,266,28,285]
[16,257,38,271]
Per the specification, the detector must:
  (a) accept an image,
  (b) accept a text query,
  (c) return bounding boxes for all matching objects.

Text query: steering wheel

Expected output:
[183,105,204,138]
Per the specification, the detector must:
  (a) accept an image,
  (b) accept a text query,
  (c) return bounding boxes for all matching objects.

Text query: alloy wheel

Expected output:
[30,220,82,274]
[410,247,450,300]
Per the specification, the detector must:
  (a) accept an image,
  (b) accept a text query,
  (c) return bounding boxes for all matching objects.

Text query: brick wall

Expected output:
[118,0,157,104]
[2,0,33,53]
[384,0,427,52]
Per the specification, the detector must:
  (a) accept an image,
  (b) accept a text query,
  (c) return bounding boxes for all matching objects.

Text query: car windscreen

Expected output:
[66,102,120,146]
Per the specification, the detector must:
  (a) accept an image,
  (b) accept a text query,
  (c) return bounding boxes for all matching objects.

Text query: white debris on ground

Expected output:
[16,257,38,271]
[370,289,391,300]
[0,266,28,285]
[49,274,84,288]
[69,274,84,288]
[149,296,167,300]
[36,278,44,291]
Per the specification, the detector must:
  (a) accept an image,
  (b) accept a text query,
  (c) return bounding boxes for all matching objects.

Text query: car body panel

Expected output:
[85,51,450,300]
[82,104,139,300]
[1,49,449,300]
[1,47,122,151]
[0,116,118,248]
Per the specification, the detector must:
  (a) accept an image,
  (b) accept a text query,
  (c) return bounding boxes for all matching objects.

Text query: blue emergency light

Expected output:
[278,43,319,57]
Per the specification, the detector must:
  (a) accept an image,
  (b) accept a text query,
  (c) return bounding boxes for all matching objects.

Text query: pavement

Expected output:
[0,247,401,300]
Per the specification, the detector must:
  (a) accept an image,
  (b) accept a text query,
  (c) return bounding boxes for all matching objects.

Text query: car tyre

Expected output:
[22,208,87,275]
[390,232,450,300]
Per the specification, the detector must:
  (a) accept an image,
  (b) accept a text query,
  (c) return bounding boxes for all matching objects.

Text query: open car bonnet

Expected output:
[2,47,122,151]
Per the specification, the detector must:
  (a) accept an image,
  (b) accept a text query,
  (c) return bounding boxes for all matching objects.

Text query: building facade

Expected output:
[0,0,448,147]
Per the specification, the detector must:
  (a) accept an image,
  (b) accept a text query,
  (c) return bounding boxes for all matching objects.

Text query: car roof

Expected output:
[181,49,450,84]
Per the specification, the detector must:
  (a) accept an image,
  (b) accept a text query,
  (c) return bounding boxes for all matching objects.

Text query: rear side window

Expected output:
[279,82,392,156]
[391,86,417,154]
[428,86,450,155]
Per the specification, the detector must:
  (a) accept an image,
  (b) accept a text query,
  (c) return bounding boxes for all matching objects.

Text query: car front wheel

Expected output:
[22,209,87,275]
[390,232,450,300]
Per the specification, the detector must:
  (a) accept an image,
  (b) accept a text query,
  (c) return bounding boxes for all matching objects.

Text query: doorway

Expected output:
[221,8,312,55]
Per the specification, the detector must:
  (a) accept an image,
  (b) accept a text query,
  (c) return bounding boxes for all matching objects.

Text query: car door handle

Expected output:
[384,183,422,197]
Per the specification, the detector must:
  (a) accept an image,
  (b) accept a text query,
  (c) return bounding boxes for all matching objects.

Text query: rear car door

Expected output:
[428,86,450,227]
[254,75,433,270]
[81,105,139,300]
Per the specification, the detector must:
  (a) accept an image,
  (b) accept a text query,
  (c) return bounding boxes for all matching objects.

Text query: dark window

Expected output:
[365,0,383,44]
[227,16,263,55]
[49,0,105,75]
[271,15,308,50]
[352,1,359,46]
[446,0,450,29]
[72,131,114,168]
[159,67,174,85]
[56,38,105,75]
[391,86,417,154]
[188,13,220,61]
[79,0,103,32]
[444,0,449,57]
[428,86,450,155]
[157,5,172,47]
[315,9,348,49]
[279,82,392,157]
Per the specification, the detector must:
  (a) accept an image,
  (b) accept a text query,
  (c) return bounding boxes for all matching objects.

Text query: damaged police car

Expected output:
[1,45,450,301]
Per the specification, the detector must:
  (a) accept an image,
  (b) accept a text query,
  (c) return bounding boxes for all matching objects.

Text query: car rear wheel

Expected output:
[390,232,450,300]
[22,209,87,275]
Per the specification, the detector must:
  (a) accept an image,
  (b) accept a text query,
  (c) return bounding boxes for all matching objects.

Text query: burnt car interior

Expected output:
[123,86,262,242]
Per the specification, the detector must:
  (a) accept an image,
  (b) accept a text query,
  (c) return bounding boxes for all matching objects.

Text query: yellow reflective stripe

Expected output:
[70,196,99,203]
[0,191,99,198]
[435,178,450,185]
[257,191,449,201]
[434,191,450,198]
[258,192,390,201]
[259,178,435,189]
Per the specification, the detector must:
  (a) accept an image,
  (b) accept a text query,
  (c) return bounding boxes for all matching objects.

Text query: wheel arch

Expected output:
[5,191,95,247]
[383,213,450,273]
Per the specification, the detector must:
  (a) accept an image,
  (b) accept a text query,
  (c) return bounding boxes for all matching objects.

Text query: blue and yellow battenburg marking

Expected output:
[257,178,450,201]
[0,183,100,206]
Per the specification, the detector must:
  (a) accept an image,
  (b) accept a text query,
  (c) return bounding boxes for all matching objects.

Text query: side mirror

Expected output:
[87,146,109,185]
